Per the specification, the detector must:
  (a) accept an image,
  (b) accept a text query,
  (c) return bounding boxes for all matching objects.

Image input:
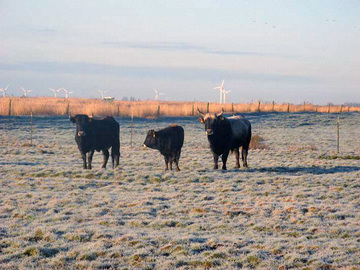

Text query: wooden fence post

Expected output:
[257,101,261,112]
[130,112,134,148]
[117,104,120,117]
[287,103,290,113]
[66,101,70,115]
[192,104,195,116]
[272,101,275,112]
[30,112,33,146]
[157,105,160,118]
[207,103,209,113]
[8,99,12,116]
[337,114,340,154]
[232,103,234,113]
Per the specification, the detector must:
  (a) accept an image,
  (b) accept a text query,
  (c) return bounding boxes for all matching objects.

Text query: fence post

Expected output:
[328,105,331,113]
[66,101,70,115]
[232,103,234,113]
[30,112,33,146]
[257,101,261,112]
[303,101,306,112]
[117,104,120,117]
[130,112,134,148]
[8,99,12,116]
[192,104,195,116]
[337,114,340,154]
[272,101,275,112]
[207,103,209,113]
[287,103,290,113]
[157,105,160,118]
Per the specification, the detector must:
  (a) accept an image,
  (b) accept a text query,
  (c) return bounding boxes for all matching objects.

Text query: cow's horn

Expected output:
[216,111,223,118]
[197,108,205,116]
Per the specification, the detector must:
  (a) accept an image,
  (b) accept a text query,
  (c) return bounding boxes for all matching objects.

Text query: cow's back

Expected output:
[228,116,251,147]
[158,125,184,152]
[92,117,120,152]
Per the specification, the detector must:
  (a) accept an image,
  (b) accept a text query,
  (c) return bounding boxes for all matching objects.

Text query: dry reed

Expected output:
[0,97,358,117]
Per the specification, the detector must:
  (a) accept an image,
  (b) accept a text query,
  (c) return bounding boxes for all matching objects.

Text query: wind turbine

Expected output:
[222,89,231,104]
[98,90,108,99]
[49,88,62,98]
[20,87,32,97]
[154,89,164,101]
[62,88,73,99]
[214,79,224,104]
[0,85,9,97]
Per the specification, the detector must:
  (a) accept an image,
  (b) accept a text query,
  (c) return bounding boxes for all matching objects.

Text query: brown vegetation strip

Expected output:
[1,97,358,117]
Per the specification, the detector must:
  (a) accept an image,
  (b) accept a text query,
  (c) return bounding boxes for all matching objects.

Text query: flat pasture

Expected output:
[0,113,359,269]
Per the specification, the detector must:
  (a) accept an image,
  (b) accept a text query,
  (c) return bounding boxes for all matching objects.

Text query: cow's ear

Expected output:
[199,117,204,123]
[70,116,76,123]
[153,132,156,138]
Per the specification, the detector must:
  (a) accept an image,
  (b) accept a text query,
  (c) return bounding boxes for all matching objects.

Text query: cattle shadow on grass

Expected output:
[0,162,48,166]
[246,165,360,175]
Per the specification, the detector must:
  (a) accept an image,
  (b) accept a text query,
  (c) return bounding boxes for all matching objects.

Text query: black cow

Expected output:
[198,110,251,170]
[143,124,184,171]
[70,114,120,169]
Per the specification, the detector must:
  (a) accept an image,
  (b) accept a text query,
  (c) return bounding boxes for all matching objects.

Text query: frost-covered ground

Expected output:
[0,113,359,269]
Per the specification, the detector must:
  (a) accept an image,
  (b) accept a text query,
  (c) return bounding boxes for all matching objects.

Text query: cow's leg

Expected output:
[164,156,169,170]
[81,152,87,169]
[242,145,249,168]
[111,148,120,168]
[234,148,240,168]
[213,154,219,169]
[175,150,181,171]
[111,142,120,168]
[88,150,94,170]
[221,150,229,170]
[169,156,173,171]
[102,149,109,169]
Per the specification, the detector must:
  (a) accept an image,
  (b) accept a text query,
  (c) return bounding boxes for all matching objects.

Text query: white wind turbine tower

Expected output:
[214,79,225,104]
[154,89,164,101]
[62,88,73,99]
[222,89,231,104]
[20,87,32,97]
[98,90,108,99]
[0,85,9,97]
[49,88,62,98]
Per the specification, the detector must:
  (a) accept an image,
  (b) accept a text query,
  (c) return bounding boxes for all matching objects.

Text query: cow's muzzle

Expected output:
[206,129,214,135]
[77,131,86,137]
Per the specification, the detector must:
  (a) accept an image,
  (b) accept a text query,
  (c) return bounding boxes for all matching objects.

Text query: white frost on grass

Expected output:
[0,113,359,269]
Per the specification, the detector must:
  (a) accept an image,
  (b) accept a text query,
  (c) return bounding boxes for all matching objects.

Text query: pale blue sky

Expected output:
[1,0,359,104]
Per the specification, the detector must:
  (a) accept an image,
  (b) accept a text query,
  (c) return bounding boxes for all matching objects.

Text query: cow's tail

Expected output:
[246,123,252,149]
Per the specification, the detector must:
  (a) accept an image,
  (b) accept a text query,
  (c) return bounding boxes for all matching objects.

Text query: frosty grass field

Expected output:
[1,112,359,269]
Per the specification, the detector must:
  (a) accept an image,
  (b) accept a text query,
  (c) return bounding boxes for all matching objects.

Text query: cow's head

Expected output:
[143,129,158,149]
[70,114,93,137]
[198,109,224,136]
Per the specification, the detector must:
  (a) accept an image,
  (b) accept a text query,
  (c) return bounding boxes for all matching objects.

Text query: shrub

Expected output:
[249,134,269,150]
